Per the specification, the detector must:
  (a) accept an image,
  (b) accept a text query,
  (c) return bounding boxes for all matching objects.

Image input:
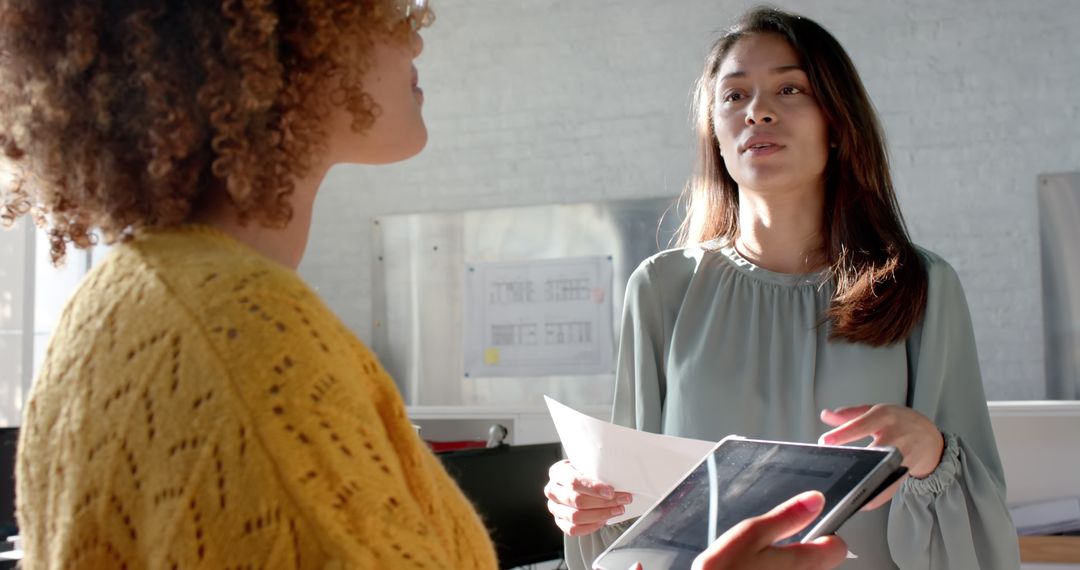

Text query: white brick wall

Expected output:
[299,0,1080,400]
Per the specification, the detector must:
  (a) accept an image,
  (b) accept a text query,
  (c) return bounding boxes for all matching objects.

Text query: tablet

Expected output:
[592,436,905,570]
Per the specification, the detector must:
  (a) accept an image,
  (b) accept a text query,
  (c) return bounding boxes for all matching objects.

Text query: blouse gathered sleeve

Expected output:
[565,260,670,570]
[887,257,1021,569]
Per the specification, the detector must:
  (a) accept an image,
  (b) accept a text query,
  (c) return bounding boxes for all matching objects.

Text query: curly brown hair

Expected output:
[0,0,410,262]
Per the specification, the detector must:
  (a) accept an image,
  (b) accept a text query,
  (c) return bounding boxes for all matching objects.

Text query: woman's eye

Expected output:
[780,85,804,95]
[723,91,744,102]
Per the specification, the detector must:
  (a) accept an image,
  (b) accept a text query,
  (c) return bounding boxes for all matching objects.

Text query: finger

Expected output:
[819,408,888,446]
[553,517,605,537]
[548,459,617,499]
[547,498,626,526]
[818,405,873,427]
[694,492,828,569]
[545,480,631,510]
[548,503,612,537]
[731,491,827,550]
[765,535,848,570]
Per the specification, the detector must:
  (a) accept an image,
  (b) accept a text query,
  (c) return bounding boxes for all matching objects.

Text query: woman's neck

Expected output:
[734,185,826,274]
[192,165,327,271]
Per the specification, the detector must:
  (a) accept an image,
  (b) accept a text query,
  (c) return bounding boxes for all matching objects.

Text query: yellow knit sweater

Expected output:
[16,226,498,569]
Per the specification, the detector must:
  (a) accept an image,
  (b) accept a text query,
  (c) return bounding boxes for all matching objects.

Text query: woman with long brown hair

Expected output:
[546,7,1020,569]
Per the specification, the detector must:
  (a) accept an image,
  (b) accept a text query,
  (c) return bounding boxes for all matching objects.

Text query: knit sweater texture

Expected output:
[16,225,497,569]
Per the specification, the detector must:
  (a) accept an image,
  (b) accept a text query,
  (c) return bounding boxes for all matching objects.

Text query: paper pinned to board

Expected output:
[544,396,716,524]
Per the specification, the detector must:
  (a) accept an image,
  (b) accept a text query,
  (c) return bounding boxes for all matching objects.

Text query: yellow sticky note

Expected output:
[484,347,500,365]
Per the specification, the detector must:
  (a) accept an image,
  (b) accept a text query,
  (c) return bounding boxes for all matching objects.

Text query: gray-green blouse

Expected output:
[566,243,1020,569]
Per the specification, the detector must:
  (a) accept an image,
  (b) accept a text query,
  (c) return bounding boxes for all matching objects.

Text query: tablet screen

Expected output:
[593,438,895,570]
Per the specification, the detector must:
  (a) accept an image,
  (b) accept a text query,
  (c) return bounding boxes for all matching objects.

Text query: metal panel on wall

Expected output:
[1038,172,1080,399]
[372,197,680,408]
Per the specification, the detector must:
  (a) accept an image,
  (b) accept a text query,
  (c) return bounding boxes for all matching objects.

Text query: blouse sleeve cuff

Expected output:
[901,432,960,497]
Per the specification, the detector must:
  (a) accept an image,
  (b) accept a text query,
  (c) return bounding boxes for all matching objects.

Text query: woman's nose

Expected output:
[411,30,424,58]
[745,96,775,125]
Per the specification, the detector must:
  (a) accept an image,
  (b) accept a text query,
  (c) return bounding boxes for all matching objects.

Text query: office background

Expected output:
[297,0,1080,402]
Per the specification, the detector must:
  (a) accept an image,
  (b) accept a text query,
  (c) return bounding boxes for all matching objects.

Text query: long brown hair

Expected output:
[678,6,927,346]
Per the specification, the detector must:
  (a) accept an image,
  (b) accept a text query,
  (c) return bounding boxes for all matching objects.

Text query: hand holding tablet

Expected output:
[689,491,848,570]
[593,437,907,570]
[627,491,848,570]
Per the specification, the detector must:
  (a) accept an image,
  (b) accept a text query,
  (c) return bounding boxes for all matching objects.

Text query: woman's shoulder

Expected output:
[905,246,977,342]
[82,226,329,347]
[635,242,716,279]
[117,225,314,309]
[913,245,948,270]
[624,243,711,297]
[912,245,966,294]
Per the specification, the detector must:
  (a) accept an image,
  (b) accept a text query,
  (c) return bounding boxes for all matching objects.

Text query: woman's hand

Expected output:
[693,491,847,570]
[630,491,847,570]
[819,404,945,509]
[630,492,846,565]
[544,459,633,536]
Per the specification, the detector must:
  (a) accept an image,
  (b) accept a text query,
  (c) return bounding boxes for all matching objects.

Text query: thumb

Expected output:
[742,491,827,548]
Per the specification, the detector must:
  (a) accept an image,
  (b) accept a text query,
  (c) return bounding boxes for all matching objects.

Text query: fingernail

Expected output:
[611,506,625,516]
[617,494,632,504]
[797,492,825,514]
[599,487,614,499]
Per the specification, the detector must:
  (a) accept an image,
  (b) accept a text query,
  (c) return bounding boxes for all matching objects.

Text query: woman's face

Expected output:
[712,33,830,196]
[329,29,428,165]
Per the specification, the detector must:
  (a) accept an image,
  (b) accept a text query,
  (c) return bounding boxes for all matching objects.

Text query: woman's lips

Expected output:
[744,143,784,156]
[411,68,423,103]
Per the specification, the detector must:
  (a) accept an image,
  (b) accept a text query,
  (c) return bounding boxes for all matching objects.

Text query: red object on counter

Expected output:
[426,440,487,453]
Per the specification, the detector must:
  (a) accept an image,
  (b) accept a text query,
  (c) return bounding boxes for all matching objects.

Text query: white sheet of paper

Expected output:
[544,396,716,523]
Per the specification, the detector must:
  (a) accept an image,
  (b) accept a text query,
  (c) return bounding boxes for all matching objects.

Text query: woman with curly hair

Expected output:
[0,0,505,567]
[0,1,853,569]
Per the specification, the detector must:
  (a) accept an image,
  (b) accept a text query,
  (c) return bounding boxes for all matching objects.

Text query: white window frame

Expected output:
[18,218,35,408]
[1,220,97,426]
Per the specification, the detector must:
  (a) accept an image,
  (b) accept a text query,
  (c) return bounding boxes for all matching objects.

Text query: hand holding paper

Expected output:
[543,396,716,524]
[545,459,633,536]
